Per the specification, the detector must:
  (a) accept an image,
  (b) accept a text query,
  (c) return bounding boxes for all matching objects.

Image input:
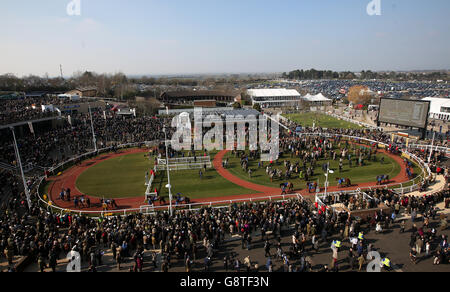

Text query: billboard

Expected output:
[378,98,430,129]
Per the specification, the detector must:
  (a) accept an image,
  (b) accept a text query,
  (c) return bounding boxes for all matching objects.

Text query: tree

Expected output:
[253,103,261,112]
[347,85,374,105]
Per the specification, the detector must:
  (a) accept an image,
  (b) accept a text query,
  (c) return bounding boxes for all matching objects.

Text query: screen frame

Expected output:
[377,97,430,129]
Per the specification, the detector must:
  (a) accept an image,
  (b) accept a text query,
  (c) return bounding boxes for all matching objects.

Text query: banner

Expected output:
[401,153,411,160]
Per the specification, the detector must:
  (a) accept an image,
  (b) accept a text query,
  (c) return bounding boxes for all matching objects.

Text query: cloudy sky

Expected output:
[1,0,449,77]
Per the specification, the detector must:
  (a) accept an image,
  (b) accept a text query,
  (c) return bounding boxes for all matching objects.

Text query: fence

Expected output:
[158,156,211,165]
[155,156,212,171]
[408,144,450,155]
[322,111,382,130]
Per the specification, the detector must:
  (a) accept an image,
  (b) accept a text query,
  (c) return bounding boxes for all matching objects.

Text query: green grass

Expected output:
[284,112,363,129]
[224,150,406,189]
[76,152,256,199]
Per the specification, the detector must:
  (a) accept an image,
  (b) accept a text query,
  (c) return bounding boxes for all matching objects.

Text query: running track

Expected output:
[47,148,410,212]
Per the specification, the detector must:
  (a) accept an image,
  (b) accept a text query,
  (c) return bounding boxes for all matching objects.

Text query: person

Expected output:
[425,241,431,257]
[264,240,271,257]
[400,220,406,233]
[410,248,417,264]
[244,256,251,273]
[204,256,211,272]
[312,235,319,252]
[116,246,122,271]
[224,256,229,271]
[348,248,355,270]
[234,258,241,272]
[185,255,191,273]
[416,237,424,255]
[411,209,417,223]
[49,249,58,273]
[266,257,272,272]
[38,255,46,273]
[381,258,391,271]
[358,254,365,271]
[376,222,383,233]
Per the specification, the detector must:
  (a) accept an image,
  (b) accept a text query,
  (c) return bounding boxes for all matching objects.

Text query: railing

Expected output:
[37,187,305,218]
[144,167,156,196]
[322,111,382,131]
[0,161,17,172]
[408,144,450,155]
[158,156,211,165]
[155,162,212,171]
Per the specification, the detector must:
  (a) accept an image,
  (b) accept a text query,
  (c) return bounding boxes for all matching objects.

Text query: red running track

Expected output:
[46,147,410,213]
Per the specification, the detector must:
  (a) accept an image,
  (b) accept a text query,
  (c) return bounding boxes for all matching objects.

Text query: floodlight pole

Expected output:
[88,104,97,152]
[164,126,173,216]
[428,131,435,164]
[11,127,32,209]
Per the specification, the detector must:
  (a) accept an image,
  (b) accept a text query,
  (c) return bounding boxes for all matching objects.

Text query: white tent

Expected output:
[302,93,331,103]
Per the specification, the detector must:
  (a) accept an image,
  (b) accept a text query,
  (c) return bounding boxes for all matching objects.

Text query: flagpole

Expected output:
[163,126,173,216]
[11,127,32,209]
[428,131,435,164]
[88,104,97,152]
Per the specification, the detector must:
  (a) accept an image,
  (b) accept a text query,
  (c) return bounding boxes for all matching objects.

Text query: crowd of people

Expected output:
[0,98,448,273]
[0,180,447,272]
[0,105,173,172]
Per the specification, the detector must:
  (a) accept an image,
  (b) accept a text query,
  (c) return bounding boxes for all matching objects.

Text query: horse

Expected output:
[147,195,166,206]
[336,178,351,188]
[377,175,389,185]
[174,193,191,205]
[344,178,352,187]
[280,182,295,194]
[287,182,294,193]
[101,199,118,210]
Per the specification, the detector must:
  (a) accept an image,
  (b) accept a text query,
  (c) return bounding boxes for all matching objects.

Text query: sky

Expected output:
[0,0,449,77]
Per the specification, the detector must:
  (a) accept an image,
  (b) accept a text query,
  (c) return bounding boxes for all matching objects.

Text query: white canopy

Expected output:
[302,93,331,102]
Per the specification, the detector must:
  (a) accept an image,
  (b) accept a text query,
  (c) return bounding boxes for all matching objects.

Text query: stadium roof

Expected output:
[161,90,240,99]
[247,88,301,97]
[422,97,450,114]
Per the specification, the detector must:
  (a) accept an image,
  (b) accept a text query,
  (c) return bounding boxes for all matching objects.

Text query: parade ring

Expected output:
[37,135,431,216]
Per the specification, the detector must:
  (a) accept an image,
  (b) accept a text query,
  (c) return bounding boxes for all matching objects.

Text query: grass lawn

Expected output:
[76,152,256,199]
[223,149,417,190]
[284,112,363,129]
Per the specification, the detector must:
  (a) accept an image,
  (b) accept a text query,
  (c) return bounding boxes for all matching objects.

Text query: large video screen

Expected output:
[378,98,430,128]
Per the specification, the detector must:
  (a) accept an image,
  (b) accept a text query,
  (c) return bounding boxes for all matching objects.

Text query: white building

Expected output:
[422,97,450,121]
[302,93,332,106]
[247,88,302,108]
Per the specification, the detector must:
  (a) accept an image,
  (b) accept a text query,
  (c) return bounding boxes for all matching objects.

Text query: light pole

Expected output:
[11,127,32,209]
[324,164,334,197]
[428,131,436,164]
[88,104,97,152]
[163,126,173,216]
